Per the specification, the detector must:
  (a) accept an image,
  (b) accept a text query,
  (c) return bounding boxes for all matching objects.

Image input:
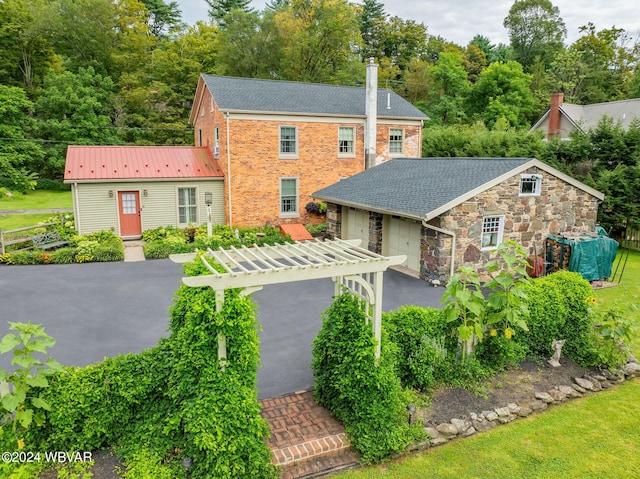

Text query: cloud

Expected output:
[175,0,640,48]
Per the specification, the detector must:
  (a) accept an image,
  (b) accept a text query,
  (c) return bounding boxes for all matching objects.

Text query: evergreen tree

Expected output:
[357,0,387,60]
[206,0,254,26]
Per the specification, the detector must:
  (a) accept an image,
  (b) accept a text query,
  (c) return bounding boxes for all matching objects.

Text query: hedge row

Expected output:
[26,258,277,478]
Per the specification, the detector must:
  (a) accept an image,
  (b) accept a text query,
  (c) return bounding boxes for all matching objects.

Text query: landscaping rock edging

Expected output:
[412,358,640,452]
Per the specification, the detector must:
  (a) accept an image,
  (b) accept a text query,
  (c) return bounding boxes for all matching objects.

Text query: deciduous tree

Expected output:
[0,85,44,189]
[33,68,120,177]
[503,0,566,71]
[466,61,536,128]
[274,0,361,83]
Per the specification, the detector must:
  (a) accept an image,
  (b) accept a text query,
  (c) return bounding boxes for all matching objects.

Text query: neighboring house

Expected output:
[312,157,604,282]
[189,63,428,227]
[64,146,225,238]
[531,93,640,139]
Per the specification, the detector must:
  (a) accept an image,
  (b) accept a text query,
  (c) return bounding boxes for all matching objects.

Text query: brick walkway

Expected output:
[260,390,359,478]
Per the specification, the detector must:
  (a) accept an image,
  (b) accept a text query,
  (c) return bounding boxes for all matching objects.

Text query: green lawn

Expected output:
[336,249,640,479]
[0,190,72,211]
[0,190,72,232]
[0,213,63,231]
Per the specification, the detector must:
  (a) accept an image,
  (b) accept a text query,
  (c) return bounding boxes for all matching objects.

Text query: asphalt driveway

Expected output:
[0,260,442,399]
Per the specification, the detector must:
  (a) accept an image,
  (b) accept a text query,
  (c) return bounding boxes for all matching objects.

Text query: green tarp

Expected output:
[547,234,619,281]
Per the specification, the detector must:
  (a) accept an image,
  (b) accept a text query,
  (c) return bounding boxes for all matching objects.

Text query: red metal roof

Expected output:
[279,224,313,241]
[64,146,224,181]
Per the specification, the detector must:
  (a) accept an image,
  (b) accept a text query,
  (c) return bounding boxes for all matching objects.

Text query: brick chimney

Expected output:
[547,92,564,139]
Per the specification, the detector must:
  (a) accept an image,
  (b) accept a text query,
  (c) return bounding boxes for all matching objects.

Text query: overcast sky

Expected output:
[175,0,640,47]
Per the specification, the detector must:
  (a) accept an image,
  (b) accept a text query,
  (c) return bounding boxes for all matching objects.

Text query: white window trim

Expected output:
[176,186,199,226]
[279,125,298,159]
[481,215,504,251]
[519,174,542,196]
[338,126,356,158]
[279,177,299,218]
[389,128,404,155]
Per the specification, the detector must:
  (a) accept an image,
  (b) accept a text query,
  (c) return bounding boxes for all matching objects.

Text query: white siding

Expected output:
[343,208,370,249]
[383,216,421,271]
[74,180,224,236]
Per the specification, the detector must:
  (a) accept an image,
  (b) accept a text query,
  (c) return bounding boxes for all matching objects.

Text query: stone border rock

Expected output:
[408,358,640,452]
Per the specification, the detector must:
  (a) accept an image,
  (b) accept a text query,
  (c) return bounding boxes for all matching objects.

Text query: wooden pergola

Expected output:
[170,238,405,362]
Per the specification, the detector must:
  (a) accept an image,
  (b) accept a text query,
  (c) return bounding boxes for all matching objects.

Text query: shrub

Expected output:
[49,248,75,264]
[29,256,277,478]
[306,223,327,235]
[93,244,124,262]
[383,306,451,391]
[141,225,292,259]
[518,271,593,363]
[476,333,527,371]
[35,179,71,191]
[6,251,40,265]
[312,293,423,463]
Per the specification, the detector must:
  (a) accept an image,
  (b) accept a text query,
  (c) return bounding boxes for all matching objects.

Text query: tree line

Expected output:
[0,0,638,229]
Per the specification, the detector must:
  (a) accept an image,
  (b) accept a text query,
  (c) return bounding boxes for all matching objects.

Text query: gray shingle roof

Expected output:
[561,98,640,131]
[201,74,428,120]
[312,157,536,219]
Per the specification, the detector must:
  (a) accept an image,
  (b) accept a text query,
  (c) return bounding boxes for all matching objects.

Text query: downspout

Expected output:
[421,220,456,282]
[73,182,82,235]
[225,111,232,226]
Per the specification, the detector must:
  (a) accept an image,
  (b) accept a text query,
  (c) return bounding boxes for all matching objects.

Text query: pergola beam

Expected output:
[170,239,406,360]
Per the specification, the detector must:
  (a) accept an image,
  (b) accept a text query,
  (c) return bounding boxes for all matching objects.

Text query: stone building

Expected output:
[313,157,604,282]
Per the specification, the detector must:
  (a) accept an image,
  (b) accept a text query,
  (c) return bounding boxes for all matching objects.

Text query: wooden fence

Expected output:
[621,228,640,251]
[0,222,57,254]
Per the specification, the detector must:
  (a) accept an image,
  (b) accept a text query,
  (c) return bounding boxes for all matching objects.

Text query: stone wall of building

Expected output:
[368,212,384,254]
[423,167,600,279]
[326,203,342,239]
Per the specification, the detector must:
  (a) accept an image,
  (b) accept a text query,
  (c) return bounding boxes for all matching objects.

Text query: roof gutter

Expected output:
[421,220,456,283]
[225,111,233,226]
[72,182,82,235]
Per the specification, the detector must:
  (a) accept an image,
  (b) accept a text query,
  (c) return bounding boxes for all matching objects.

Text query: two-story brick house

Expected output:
[189,63,428,227]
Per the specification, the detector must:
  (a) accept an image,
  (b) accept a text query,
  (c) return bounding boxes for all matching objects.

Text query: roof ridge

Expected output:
[201,73,401,94]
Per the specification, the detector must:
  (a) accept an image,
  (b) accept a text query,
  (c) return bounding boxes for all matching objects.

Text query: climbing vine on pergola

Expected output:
[170,238,405,362]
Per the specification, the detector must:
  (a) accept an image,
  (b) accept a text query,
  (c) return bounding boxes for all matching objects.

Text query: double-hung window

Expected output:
[481,215,504,250]
[338,127,355,156]
[389,128,404,154]
[280,126,298,157]
[178,187,197,224]
[280,178,298,216]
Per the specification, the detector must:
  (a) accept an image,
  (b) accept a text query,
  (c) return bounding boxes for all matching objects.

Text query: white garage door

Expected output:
[343,208,370,250]
[385,217,422,272]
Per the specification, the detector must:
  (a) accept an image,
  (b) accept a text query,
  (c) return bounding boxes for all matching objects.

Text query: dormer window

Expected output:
[519,174,542,196]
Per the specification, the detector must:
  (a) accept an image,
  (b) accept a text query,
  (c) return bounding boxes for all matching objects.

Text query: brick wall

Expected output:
[192,86,424,227]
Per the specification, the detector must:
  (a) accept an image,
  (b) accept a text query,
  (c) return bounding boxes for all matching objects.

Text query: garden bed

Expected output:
[421,358,596,427]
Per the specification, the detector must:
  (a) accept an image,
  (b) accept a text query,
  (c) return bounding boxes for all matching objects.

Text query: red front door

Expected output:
[118,191,142,237]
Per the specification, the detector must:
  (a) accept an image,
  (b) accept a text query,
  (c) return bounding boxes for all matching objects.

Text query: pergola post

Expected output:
[215,289,227,370]
[373,271,383,359]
